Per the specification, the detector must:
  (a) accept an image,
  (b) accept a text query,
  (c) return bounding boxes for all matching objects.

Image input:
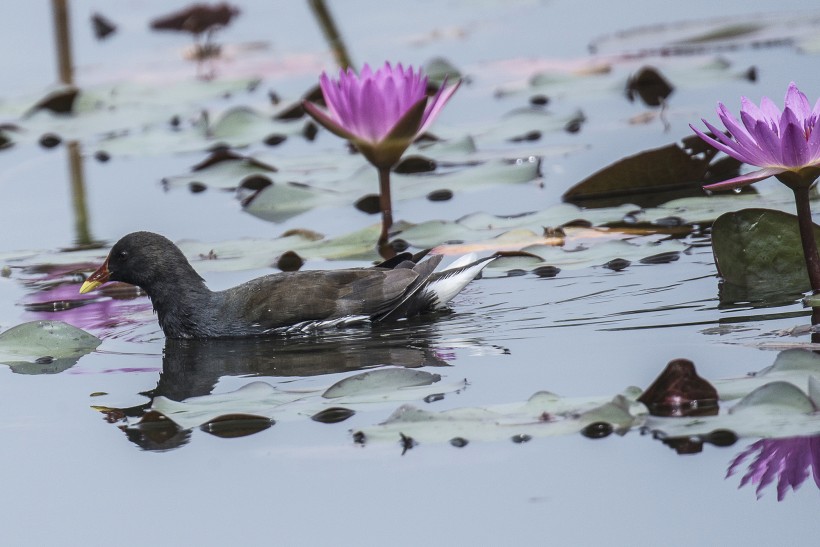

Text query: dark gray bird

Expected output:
[80,231,496,339]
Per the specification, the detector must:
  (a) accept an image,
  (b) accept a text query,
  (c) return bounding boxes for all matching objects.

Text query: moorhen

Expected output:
[79,231,496,339]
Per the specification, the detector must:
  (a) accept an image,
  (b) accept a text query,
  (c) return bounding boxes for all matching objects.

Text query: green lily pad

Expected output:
[589,12,820,56]
[323,368,441,399]
[423,57,463,86]
[356,390,644,444]
[145,369,461,430]
[713,348,820,400]
[0,320,101,374]
[729,381,817,415]
[711,208,819,298]
[562,136,740,207]
[242,158,540,223]
[644,380,820,441]
[152,381,289,430]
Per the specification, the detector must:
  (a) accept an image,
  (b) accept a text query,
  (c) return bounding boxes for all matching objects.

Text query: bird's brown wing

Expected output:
[217,267,420,332]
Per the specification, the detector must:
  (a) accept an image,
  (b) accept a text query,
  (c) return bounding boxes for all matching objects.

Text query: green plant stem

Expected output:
[52,0,74,86]
[791,185,820,294]
[307,0,353,71]
[377,166,395,258]
[67,141,93,246]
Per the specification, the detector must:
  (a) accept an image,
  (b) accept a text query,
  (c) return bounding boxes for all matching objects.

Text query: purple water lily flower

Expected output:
[691,82,820,191]
[303,62,459,169]
[727,436,820,501]
[693,82,820,294]
[303,62,460,257]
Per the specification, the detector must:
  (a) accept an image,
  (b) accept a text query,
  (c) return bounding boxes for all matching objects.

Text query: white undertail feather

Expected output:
[442,252,478,271]
[425,253,490,309]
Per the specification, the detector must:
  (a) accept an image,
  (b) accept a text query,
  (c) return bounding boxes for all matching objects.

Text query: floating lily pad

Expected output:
[323,368,441,399]
[712,349,820,400]
[423,57,463,86]
[0,320,101,374]
[144,368,461,431]
[711,208,818,299]
[589,12,820,56]
[199,414,274,438]
[151,381,288,430]
[645,379,820,441]
[242,158,540,223]
[625,66,674,107]
[563,136,740,207]
[355,390,643,444]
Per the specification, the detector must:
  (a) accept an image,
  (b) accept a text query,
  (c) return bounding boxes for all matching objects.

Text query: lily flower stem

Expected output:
[812,309,820,341]
[377,166,394,256]
[791,185,820,295]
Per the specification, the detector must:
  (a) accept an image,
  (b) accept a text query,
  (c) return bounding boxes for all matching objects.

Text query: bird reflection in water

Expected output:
[110,318,473,451]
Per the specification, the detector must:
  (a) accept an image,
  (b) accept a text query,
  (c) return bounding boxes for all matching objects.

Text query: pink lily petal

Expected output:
[807,113,820,162]
[759,96,782,129]
[703,166,786,190]
[811,97,820,128]
[318,72,344,122]
[781,108,809,167]
[419,78,461,135]
[715,109,772,165]
[301,100,357,142]
[695,121,749,162]
[718,103,752,141]
[304,61,460,169]
[381,76,401,127]
[360,78,389,142]
[750,119,785,165]
[739,110,780,164]
[739,97,767,128]
[785,82,811,120]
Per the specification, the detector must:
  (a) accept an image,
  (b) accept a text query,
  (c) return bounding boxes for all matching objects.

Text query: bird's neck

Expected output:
[147,277,214,339]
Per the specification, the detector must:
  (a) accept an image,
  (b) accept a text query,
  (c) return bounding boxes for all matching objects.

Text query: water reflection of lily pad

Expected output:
[0,320,101,374]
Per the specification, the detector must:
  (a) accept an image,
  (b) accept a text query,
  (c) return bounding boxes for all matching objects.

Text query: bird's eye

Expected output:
[119,250,128,260]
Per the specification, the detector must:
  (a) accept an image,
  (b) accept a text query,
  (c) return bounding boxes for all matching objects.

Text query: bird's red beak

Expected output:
[79,256,111,294]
